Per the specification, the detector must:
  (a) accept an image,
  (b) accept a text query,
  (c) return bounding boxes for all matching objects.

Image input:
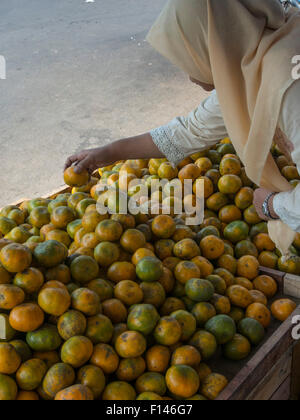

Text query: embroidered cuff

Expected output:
[150,126,186,166]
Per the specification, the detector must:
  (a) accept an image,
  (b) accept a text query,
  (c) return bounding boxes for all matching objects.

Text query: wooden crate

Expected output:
[216,269,300,400]
[3,186,300,400]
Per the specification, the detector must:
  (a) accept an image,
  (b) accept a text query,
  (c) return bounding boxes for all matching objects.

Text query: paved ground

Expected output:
[0,0,207,207]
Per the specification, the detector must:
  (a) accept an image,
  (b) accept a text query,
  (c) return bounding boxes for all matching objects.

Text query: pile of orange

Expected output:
[0,138,298,401]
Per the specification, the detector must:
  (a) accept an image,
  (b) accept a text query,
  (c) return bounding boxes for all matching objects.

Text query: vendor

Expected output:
[65,0,300,233]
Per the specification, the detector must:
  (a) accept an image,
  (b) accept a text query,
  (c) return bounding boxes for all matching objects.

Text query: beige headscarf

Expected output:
[147,0,300,257]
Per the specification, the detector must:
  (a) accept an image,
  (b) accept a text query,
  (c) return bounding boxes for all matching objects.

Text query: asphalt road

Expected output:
[0,0,207,207]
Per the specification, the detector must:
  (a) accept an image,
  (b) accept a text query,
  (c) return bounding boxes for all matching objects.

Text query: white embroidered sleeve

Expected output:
[150,90,228,165]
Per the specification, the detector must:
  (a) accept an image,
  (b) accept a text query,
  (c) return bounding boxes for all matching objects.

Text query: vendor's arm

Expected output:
[65,90,227,173]
[64,133,164,174]
[150,90,228,165]
[272,81,300,232]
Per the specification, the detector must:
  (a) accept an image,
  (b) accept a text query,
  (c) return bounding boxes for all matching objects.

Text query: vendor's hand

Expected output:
[253,188,279,221]
[64,146,113,174]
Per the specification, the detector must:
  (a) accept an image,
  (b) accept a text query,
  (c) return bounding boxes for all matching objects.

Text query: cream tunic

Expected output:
[151,81,300,232]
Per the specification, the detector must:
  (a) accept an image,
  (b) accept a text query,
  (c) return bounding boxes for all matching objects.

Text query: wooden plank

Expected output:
[284,274,300,299]
[270,376,291,401]
[5,185,71,208]
[246,349,292,400]
[216,305,300,400]
[290,339,300,400]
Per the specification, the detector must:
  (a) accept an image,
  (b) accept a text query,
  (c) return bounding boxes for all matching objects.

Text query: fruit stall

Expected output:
[0,138,300,401]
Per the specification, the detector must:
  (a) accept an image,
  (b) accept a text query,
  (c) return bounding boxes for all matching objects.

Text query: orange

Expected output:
[80,232,99,249]
[193,176,214,199]
[16,359,47,391]
[77,365,106,399]
[45,264,71,285]
[200,235,225,259]
[219,157,241,176]
[95,219,123,242]
[0,343,21,374]
[219,205,242,224]
[218,175,242,195]
[226,285,253,309]
[51,206,76,229]
[158,162,178,180]
[146,345,171,373]
[155,239,175,260]
[13,267,44,294]
[0,243,32,273]
[57,310,87,341]
[153,317,182,346]
[132,248,155,265]
[114,280,143,306]
[102,299,127,324]
[42,363,76,399]
[195,157,213,175]
[28,207,50,228]
[201,373,228,400]
[249,290,268,305]
[107,261,136,283]
[191,256,214,277]
[166,365,200,399]
[55,384,94,401]
[244,205,262,225]
[178,164,201,182]
[102,381,136,401]
[171,345,201,368]
[258,251,278,269]
[17,391,39,400]
[271,299,297,322]
[0,373,18,400]
[173,238,200,259]
[160,297,185,316]
[116,357,146,382]
[38,287,71,316]
[253,233,275,252]
[120,229,146,253]
[253,275,278,298]
[0,263,11,285]
[152,215,176,239]
[33,240,68,268]
[61,336,94,368]
[0,284,25,310]
[234,187,254,210]
[90,344,119,374]
[158,267,175,293]
[64,167,90,187]
[246,303,271,328]
[135,372,167,396]
[82,211,107,233]
[9,303,44,333]
[71,288,101,316]
[115,331,147,358]
[174,261,200,285]
[70,255,99,284]
[237,255,260,280]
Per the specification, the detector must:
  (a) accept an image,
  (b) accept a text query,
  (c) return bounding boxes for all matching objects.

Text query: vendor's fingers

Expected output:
[74,157,92,174]
[64,154,80,170]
